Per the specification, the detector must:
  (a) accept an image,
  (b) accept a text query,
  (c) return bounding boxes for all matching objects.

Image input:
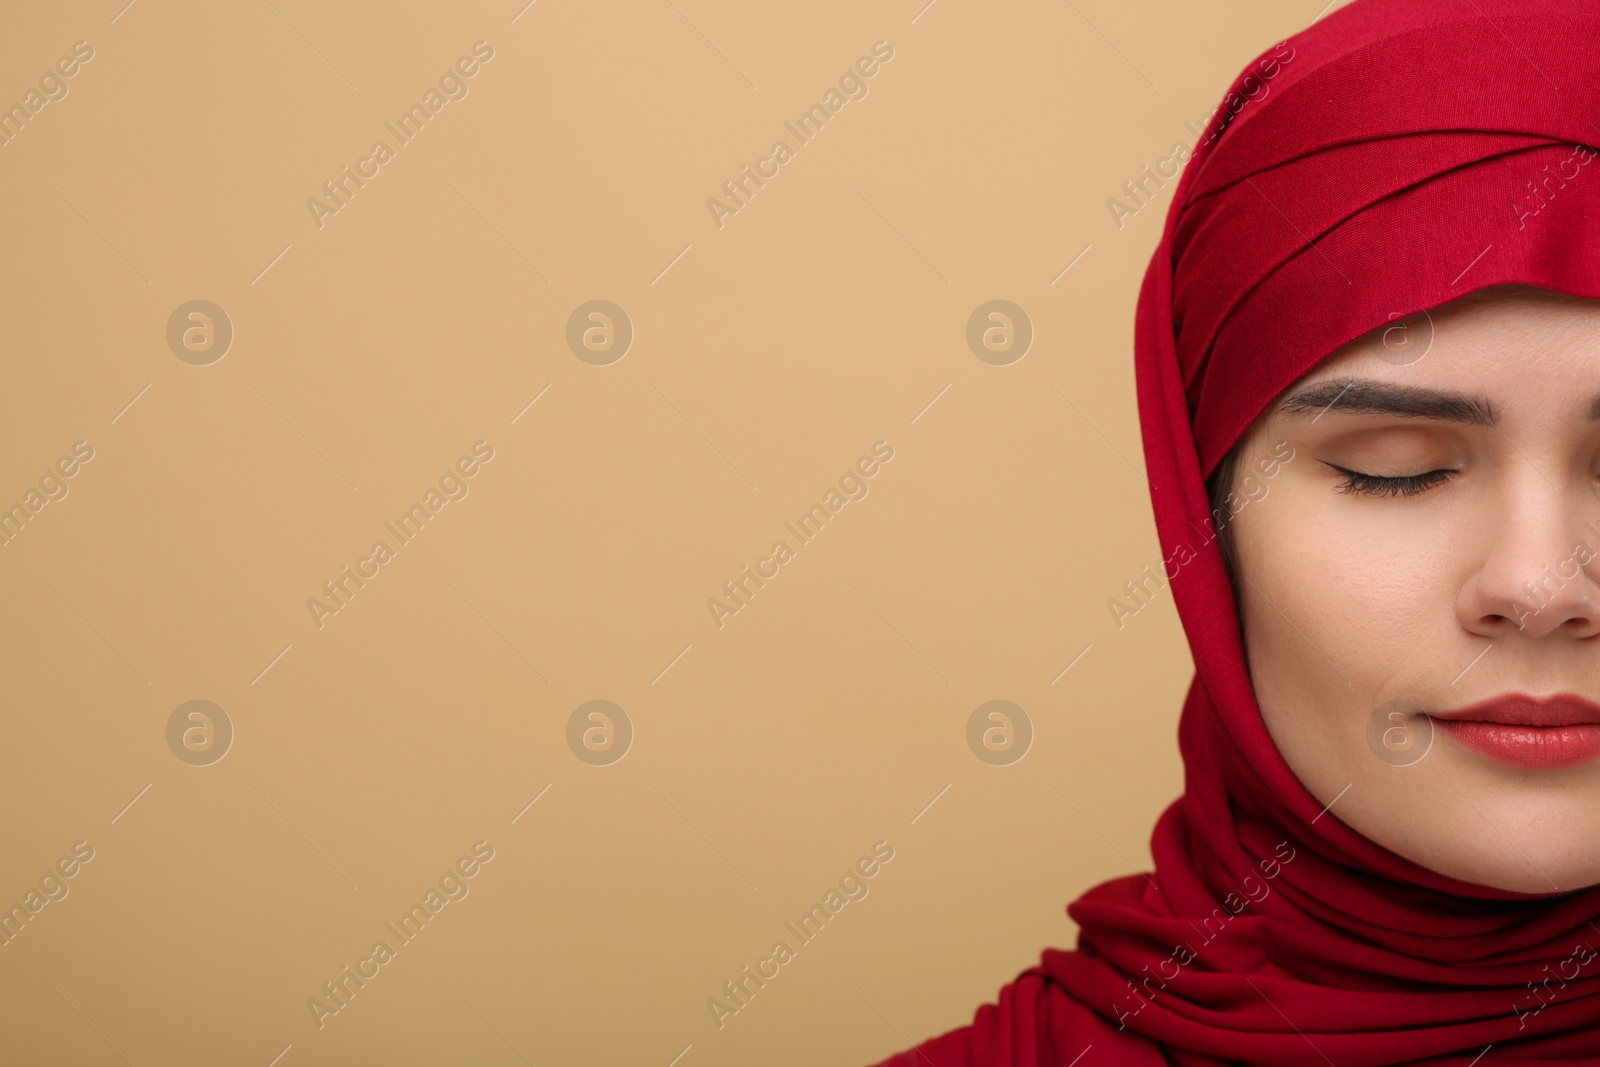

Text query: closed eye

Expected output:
[1322,462,1457,497]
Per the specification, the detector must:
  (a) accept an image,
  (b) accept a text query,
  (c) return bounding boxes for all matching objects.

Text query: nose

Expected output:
[1456,483,1600,640]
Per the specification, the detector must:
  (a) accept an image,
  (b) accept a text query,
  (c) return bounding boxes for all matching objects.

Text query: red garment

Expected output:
[871,1,1600,1063]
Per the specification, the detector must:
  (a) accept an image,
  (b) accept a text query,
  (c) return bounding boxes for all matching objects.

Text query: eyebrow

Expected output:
[1277,377,1503,426]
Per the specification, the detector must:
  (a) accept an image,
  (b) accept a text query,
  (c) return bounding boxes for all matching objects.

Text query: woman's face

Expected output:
[1229,287,1600,894]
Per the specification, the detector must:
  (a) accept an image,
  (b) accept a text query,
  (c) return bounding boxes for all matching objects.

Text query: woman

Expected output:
[870,0,1600,1063]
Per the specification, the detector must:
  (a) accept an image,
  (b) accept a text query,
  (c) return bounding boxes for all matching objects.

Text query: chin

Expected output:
[1374,796,1600,895]
[1323,760,1600,895]
[1421,847,1600,896]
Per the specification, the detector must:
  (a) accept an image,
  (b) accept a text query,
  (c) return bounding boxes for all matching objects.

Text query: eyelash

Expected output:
[1324,462,1457,497]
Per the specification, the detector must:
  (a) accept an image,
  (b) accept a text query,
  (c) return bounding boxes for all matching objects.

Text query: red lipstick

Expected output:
[1430,693,1600,770]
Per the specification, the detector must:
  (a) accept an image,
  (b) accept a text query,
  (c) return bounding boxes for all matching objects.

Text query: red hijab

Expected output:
[871,0,1600,1062]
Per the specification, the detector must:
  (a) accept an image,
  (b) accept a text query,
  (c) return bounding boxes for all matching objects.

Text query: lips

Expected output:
[1429,693,1600,769]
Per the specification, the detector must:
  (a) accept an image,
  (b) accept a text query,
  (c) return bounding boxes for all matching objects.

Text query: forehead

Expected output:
[1284,290,1600,406]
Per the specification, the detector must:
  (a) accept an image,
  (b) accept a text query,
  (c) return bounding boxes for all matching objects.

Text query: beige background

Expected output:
[0,1,1339,1063]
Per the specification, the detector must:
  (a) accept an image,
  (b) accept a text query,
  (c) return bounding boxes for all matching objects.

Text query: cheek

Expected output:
[1238,481,1443,669]
[1232,483,1442,759]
